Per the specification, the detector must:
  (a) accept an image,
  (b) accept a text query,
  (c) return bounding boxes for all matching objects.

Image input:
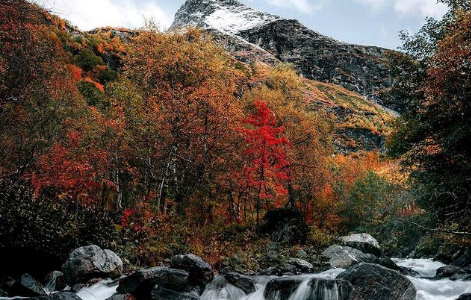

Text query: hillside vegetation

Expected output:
[3,0,469,278]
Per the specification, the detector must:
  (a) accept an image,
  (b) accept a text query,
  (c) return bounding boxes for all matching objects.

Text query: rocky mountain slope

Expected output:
[171,0,392,103]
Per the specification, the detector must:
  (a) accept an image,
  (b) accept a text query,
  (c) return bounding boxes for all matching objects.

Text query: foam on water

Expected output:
[410,277,471,300]
[393,258,445,278]
[394,258,471,300]
[76,280,118,300]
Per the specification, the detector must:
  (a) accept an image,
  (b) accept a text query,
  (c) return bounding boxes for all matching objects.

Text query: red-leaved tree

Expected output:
[240,100,291,227]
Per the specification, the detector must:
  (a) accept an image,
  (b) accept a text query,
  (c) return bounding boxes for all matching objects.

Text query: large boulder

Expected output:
[117,267,194,298]
[170,254,213,287]
[223,272,255,294]
[322,245,376,269]
[286,258,314,273]
[62,245,123,285]
[43,271,66,292]
[436,265,465,278]
[340,234,382,257]
[10,274,47,297]
[338,263,416,300]
[264,277,303,300]
[436,265,471,280]
[264,277,360,300]
[151,285,199,300]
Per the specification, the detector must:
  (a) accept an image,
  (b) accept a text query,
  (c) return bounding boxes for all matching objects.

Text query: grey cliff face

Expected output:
[172,0,392,103]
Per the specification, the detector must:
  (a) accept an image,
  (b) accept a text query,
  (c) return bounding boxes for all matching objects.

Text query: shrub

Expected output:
[78,80,107,106]
[0,179,118,276]
[72,48,104,71]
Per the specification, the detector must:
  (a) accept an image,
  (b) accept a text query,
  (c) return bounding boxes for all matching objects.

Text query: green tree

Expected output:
[72,48,105,71]
[388,1,471,231]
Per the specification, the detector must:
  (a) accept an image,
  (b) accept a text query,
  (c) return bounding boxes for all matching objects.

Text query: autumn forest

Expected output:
[1,1,471,298]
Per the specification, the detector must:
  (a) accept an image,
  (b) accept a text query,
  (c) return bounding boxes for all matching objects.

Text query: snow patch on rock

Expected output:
[204,2,280,34]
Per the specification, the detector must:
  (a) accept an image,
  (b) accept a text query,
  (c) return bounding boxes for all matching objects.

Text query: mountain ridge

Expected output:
[172,0,393,104]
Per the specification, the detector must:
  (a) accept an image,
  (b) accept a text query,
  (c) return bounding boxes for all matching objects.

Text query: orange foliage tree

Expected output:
[123,25,243,216]
[0,0,84,179]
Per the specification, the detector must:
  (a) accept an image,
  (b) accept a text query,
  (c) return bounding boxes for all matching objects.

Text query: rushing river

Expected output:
[55,259,471,300]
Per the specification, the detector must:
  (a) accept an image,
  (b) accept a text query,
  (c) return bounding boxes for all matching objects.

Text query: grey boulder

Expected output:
[338,263,416,300]
[170,254,214,287]
[62,245,123,285]
[223,272,256,294]
[10,274,47,297]
[340,233,382,257]
[43,271,66,292]
[286,258,314,273]
[322,245,377,269]
[117,267,195,298]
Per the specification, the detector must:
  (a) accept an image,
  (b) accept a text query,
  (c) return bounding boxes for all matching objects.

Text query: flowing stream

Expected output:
[197,259,471,300]
[394,259,471,300]
[4,259,469,300]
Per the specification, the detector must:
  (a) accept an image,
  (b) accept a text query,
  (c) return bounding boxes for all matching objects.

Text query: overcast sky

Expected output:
[37,0,448,49]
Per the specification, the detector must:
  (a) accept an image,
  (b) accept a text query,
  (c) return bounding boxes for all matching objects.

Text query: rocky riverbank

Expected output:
[2,234,471,300]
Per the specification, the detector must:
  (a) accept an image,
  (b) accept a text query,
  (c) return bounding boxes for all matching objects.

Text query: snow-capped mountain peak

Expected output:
[171,0,281,34]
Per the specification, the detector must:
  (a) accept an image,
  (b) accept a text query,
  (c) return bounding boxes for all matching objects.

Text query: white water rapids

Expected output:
[394,259,471,300]
[3,259,467,300]
[197,259,471,300]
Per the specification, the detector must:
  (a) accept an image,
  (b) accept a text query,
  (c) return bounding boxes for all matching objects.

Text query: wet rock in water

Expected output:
[106,294,136,300]
[223,272,255,294]
[323,245,377,269]
[265,277,360,300]
[340,233,382,257]
[117,267,192,298]
[287,258,314,273]
[43,271,66,292]
[400,266,421,277]
[338,263,416,300]
[151,285,199,300]
[451,273,471,281]
[51,291,83,300]
[264,277,304,300]
[62,245,123,285]
[436,265,465,278]
[170,254,213,287]
[434,265,471,280]
[374,257,403,273]
[10,273,47,297]
[308,279,361,300]
[457,293,471,300]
